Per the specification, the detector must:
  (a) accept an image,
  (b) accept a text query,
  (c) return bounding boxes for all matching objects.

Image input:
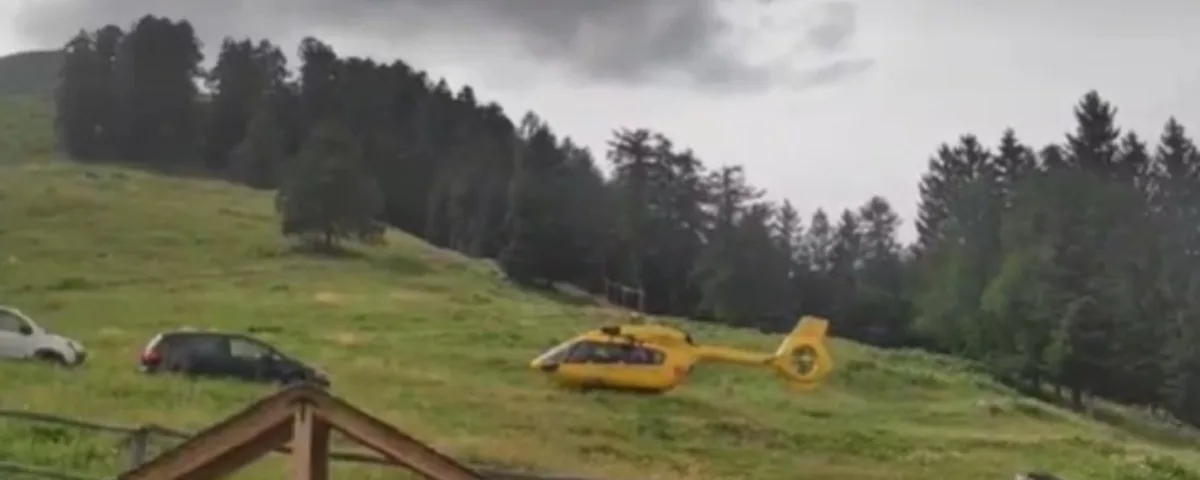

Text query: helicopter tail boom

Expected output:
[690,316,834,390]
[770,316,834,390]
[693,345,775,366]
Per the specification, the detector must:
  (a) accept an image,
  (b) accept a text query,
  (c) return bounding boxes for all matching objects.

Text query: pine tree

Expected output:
[275,122,383,251]
[773,201,806,317]
[110,15,204,164]
[499,125,563,286]
[992,129,1036,205]
[1039,144,1067,170]
[691,165,762,321]
[1149,118,1200,419]
[1065,90,1121,176]
[827,209,862,337]
[855,196,908,345]
[229,97,287,189]
[56,30,102,159]
[912,135,1003,356]
[606,128,658,289]
[914,144,957,255]
[204,38,288,170]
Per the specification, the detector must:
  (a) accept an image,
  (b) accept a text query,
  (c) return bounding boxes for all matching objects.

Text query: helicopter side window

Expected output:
[561,340,648,364]
[619,345,665,365]
[562,342,594,364]
[563,341,615,364]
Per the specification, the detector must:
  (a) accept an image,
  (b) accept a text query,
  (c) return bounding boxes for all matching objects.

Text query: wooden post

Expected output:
[290,403,330,480]
[127,428,149,469]
[603,278,647,313]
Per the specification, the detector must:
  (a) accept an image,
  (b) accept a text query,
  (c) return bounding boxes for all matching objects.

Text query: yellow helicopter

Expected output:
[529,316,833,393]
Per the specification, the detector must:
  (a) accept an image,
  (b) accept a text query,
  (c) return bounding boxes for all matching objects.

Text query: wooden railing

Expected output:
[0,408,599,480]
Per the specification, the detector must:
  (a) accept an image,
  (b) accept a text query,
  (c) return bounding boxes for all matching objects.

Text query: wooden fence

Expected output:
[602,279,645,313]
[0,408,599,480]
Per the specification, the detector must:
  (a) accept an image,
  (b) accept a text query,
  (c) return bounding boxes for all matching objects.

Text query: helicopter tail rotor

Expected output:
[771,316,834,390]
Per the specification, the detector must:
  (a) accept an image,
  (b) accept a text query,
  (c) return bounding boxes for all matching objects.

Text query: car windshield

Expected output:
[265,341,297,361]
[256,338,298,363]
[226,335,291,361]
[0,309,36,332]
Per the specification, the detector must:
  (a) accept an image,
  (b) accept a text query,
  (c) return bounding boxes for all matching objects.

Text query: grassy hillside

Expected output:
[0,50,62,96]
[1,96,1199,480]
[0,96,56,162]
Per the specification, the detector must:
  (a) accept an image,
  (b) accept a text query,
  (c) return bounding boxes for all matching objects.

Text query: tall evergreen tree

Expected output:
[992,128,1036,205]
[1065,91,1121,177]
[691,165,763,321]
[801,209,835,317]
[499,124,566,286]
[914,144,958,255]
[56,30,102,159]
[855,197,908,345]
[1148,118,1200,420]
[204,38,288,171]
[110,15,204,164]
[275,122,383,250]
[229,96,287,189]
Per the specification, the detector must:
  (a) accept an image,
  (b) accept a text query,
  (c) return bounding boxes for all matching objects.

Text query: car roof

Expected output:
[156,330,294,354]
[159,330,255,341]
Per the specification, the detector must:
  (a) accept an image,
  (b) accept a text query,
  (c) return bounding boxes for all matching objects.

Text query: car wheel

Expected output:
[33,350,68,366]
[162,356,193,376]
[278,374,302,387]
[281,374,325,388]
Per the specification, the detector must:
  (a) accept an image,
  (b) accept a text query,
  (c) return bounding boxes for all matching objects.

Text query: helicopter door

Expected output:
[612,344,672,390]
[558,341,616,388]
[555,341,672,390]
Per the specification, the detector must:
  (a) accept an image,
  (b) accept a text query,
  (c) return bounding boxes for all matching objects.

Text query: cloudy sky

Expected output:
[2,0,1199,241]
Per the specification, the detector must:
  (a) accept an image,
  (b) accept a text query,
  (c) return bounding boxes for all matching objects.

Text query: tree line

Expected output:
[53,14,1200,425]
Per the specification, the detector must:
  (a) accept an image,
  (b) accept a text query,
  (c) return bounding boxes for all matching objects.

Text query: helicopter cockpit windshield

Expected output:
[531,340,575,368]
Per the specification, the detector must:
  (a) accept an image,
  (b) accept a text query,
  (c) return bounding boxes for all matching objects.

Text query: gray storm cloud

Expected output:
[14,0,872,93]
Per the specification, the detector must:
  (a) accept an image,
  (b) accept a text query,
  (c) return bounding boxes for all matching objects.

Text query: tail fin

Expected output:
[771,316,834,391]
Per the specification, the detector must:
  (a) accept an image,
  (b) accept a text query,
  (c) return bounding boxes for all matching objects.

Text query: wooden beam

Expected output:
[118,387,308,480]
[290,402,330,480]
[176,421,293,480]
[309,396,483,480]
[121,409,293,480]
[119,384,497,480]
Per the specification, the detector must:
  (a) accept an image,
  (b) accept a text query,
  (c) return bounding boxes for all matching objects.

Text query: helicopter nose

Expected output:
[530,358,559,372]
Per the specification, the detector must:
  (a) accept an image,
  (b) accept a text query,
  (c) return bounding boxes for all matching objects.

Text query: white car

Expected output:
[0,306,87,366]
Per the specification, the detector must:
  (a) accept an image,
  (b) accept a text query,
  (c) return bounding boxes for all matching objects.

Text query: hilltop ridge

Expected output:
[0,49,62,96]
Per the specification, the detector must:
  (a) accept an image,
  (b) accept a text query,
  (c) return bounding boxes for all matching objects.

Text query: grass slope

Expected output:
[1,96,1199,480]
[0,50,63,96]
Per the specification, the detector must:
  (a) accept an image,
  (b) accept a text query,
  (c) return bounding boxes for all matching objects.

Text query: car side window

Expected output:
[0,311,25,333]
[229,337,272,360]
[182,335,230,358]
